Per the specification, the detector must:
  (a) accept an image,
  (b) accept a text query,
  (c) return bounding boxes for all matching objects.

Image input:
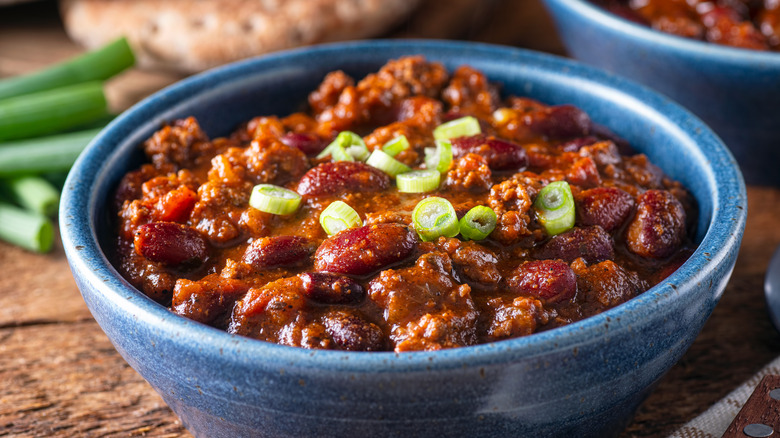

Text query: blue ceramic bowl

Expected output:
[542,0,780,186]
[60,40,746,438]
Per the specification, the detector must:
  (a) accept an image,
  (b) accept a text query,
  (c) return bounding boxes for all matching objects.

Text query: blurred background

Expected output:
[0,0,563,112]
[5,2,778,438]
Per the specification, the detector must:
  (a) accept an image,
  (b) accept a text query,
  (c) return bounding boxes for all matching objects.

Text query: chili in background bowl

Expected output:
[542,0,780,186]
[60,40,746,438]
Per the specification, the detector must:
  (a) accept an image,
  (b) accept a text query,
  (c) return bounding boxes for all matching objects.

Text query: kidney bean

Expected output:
[314,223,417,276]
[576,187,634,232]
[242,236,314,270]
[296,161,391,197]
[134,222,208,266]
[280,132,327,156]
[528,105,592,140]
[506,259,576,303]
[627,190,686,259]
[534,226,614,264]
[451,134,528,171]
[299,272,365,304]
[323,311,386,351]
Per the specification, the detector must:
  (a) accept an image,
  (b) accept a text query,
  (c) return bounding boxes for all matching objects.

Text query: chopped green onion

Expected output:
[412,197,460,242]
[0,81,108,141]
[365,149,411,177]
[433,116,481,141]
[249,184,301,215]
[0,37,135,101]
[424,139,453,173]
[424,140,453,175]
[0,176,60,217]
[459,206,497,241]
[319,201,362,236]
[382,135,410,157]
[317,131,369,162]
[534,181,575,236]
[0,127,101,177]
[329,142,355,162]
[396,169,440,193]
[0,201,54,253]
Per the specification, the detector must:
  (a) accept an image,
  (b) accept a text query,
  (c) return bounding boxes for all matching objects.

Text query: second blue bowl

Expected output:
[543,0,780,186]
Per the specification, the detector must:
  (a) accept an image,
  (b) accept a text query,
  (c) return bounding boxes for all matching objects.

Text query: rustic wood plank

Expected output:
[0,321,189,437]
[0,229,90,327]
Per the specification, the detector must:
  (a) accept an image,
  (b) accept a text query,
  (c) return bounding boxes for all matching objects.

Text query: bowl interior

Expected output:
[64,40,745,369]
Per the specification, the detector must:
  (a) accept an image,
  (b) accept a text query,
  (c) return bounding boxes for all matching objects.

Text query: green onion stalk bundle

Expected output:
[0,37,135,253]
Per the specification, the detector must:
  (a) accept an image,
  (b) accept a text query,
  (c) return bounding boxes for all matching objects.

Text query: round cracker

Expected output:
[60,0,422,73]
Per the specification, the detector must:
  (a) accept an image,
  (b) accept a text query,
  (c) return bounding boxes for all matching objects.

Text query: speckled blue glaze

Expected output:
[543,0,780,186]
[60,41,746,438]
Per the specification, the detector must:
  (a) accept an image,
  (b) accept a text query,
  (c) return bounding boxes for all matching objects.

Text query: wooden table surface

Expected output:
[2,1,779,437]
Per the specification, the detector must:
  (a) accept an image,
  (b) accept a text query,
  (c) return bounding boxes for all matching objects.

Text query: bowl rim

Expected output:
[60,39,746,373]
[545,0,780,65]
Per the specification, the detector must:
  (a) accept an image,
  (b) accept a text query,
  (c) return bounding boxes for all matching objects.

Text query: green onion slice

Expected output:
[319,201,362,236]
[433,116,481,141]
[424,139,453,173]
[365,149,411,177]
[382,135,410,157]
[412,197,460,242]
[317,131,369,162]
[396,169,440,193]
[459,206,497,241]
[533,181,575,236]
[249,184,301,215]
